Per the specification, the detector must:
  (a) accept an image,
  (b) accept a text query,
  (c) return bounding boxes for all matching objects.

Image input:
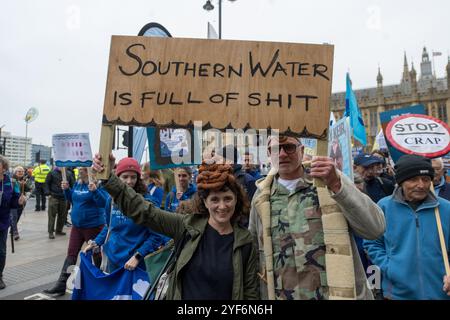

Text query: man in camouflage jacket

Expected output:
[249,135,385,300]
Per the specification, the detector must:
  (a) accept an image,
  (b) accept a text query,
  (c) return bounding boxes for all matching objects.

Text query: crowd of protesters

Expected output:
[0,139,450,301]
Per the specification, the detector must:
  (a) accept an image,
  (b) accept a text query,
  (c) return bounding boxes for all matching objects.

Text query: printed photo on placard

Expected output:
[328,118,353,181]
[147,127,201,170]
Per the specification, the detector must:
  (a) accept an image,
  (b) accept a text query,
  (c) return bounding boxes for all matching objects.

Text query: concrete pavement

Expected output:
[0,198,71,300]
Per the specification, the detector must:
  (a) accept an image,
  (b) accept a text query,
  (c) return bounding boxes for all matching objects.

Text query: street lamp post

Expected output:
[24,108,39,166]
[203,0,236,40]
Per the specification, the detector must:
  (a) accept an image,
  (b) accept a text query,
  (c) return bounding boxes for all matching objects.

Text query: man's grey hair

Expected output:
[432,157,444,170]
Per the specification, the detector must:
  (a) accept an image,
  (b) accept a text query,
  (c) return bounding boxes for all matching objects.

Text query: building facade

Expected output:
[331,47,450,149]
[1,131,32,168]
[31,144,52,165]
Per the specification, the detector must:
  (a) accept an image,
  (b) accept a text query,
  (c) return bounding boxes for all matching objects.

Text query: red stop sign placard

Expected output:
[386,114,450,158]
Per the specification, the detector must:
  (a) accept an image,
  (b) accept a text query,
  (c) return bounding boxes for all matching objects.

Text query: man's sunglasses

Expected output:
[268,143,301,155]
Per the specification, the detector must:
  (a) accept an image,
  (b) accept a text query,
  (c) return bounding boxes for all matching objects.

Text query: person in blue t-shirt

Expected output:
[44,166,108,296]
[243,152,262,180]
[141,162,164,208]
[84,157,170,273]
[165,167,197,212]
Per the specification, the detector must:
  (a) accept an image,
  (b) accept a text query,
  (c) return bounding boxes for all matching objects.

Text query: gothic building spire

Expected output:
[377,66,383,85]
[402,52,410,82]
[420,46,433,80]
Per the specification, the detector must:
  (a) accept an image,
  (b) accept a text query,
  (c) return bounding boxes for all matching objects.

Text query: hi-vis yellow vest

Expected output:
[32,164,50,183]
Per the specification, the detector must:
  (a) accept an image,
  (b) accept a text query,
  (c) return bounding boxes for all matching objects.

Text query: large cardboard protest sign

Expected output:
[52,133,93,167]
[102,36,334,139]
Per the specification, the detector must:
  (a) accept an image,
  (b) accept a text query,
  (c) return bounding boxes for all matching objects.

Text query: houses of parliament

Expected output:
[331,47,450,148]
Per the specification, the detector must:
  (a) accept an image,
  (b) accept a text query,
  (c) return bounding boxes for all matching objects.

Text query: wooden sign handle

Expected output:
[174,168,181,195]
[430,184,450,276]
[97,124,115,180]
[313,140,328,188]
[87,167,94,185]
[61,167,67,183]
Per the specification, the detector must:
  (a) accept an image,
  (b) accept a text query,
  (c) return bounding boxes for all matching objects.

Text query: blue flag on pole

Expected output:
[345,73,367,146]
[71,251,150,300]
[133,127,147,164]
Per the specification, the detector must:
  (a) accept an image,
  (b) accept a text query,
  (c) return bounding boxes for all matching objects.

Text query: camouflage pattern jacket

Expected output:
[249,170,385,300]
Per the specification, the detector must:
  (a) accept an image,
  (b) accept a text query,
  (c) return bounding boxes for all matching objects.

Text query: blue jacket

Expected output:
[165,183,197,212]
[146,183,164,208]
[234,165,257,201]
[95,196,170,270]
[64,182,108,228]
[0,174,19,231]
[246,168,262,180]
[364,187,450,300]
[435,177,450,202]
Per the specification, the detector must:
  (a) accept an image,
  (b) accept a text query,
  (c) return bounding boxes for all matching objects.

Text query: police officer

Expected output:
[32,159,50,211]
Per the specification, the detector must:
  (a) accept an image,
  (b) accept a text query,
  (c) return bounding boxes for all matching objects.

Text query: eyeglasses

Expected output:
[268,143,301,155]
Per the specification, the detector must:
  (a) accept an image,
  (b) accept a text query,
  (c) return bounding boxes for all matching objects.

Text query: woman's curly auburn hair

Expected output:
[192,163,249,225]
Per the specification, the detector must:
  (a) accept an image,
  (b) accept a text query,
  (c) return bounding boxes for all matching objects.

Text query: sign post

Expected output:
[386,114,450,276]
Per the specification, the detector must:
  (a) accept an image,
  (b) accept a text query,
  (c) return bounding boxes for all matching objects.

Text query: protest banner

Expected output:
[379,104,426,162]
[101,36,333,135]
[328,118,353,181]
[386,114,450,158]
[386,114,450,276]
[52,133,94,183]
[146,127,201,170]
[71,251,149,300]
[52,133,93,167]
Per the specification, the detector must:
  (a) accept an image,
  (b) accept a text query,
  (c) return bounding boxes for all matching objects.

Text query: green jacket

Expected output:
[103,174,259,300]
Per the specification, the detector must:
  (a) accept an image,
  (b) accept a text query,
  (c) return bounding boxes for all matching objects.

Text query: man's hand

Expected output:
[176,191,183,200]
[443,275,450,296]
[92,153,116,175]
[88,182,97,192]
[310,156,342,193]
[83,240,98,254]
[124,256,140,271]
[18,194,26,206]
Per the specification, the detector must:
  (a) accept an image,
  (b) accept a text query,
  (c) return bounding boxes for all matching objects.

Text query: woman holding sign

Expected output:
[84,157,170,273]
[92,154,258,300]
[43,167,108,296]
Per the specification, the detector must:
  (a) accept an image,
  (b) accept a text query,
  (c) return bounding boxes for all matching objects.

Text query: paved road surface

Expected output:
[0,198,72,300]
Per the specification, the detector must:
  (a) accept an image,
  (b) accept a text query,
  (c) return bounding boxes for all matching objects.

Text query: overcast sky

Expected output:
[1,0,449,155]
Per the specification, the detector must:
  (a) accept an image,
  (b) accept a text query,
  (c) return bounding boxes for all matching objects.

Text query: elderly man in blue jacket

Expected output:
[364,154,450,300]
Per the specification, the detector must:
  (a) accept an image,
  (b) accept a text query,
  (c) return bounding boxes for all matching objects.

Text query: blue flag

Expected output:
[132,127,147,164]
[71,251,150,300]
[345,73,367,146]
